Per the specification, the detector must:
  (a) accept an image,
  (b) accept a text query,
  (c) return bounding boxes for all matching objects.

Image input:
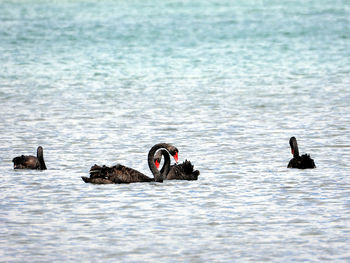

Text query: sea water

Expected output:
[1,0,350,262]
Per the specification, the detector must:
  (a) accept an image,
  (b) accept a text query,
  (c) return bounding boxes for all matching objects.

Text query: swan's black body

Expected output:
[287,137,316,169]
[82,143,178,184]
[82,164,153,184]
[154,149,200,180]
[12,146,47,170]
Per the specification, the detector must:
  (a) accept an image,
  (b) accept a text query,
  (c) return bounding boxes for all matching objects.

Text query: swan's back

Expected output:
[12,155,39,169]
[288,154,316,169]
[82,164,153,184]
[166,160,200,180]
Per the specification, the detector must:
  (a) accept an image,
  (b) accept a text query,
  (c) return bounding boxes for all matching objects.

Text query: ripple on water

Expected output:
[1,0,350,262]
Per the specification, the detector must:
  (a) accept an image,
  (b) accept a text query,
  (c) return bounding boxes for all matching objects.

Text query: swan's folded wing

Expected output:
[166,161,199,180]
[300,154,316,168]
[108,164,153,183]
[12,155,38,169]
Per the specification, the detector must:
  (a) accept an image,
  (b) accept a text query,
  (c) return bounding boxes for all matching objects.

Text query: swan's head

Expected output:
[168,146,179,164]
[37,146,44,156]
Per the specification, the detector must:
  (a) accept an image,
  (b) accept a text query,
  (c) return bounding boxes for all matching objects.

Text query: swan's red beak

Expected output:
[174,152,178,164]
[155,160,160,169]
[291,149,294,155]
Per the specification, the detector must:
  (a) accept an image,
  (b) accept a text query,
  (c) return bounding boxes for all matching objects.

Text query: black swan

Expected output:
[154,149,200,180]
[81,143,179,184]
[287,137,316,169]
[12,146,47,170]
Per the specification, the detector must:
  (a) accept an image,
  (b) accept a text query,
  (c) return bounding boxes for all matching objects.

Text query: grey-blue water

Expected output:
[1,0,350,262]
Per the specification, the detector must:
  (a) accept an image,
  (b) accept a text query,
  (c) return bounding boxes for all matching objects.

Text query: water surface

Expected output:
[1,0,350,262]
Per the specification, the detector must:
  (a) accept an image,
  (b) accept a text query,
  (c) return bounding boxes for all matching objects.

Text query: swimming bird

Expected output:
[287,137,316,169]
[81,143,179,184]
[12,146,47,170]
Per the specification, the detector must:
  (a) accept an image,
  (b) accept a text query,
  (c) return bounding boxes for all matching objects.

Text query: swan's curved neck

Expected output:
[148,143,174,182]
[291,140,300,158]
[159,149,171,179]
